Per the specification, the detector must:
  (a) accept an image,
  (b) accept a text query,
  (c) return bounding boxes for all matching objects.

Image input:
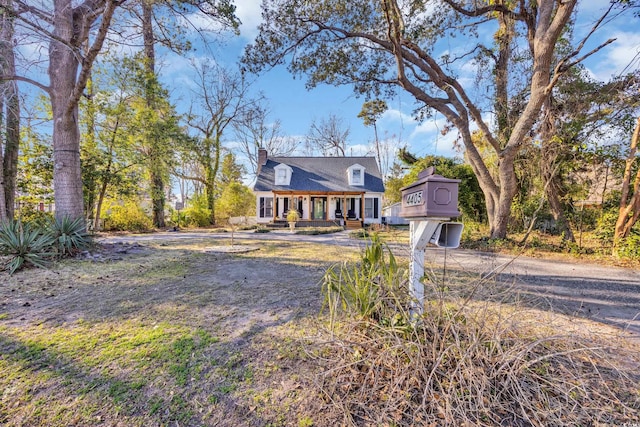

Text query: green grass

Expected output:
[0,320,222,426]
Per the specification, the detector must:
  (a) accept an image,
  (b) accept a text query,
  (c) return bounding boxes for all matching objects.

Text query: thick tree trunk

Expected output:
[50,0,84,221]
[540,99,575,242]
[142,0,166,228]
[1,0,18,220]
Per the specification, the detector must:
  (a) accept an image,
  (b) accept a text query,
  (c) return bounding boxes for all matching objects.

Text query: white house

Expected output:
[253,149,385,228]
[382,202,409,225]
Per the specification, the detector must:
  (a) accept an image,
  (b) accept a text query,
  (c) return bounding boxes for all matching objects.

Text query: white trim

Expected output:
[346,163,366,186]
[274,163,293,186]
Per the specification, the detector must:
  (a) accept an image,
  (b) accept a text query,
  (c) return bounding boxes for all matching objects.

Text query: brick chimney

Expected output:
[257,148,268,174]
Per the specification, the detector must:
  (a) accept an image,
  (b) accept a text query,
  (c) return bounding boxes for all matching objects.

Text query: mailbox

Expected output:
[399,168,461,219]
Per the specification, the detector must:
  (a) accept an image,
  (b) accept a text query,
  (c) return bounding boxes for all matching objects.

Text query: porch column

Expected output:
[360,193,365,220]
[273,195,278,221]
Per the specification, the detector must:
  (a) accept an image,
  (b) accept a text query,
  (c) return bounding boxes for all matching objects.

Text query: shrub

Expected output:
[295,226,343,235]
[615,232,640,259]
[182,194,212,227]
[17,204,54,228]
[286,209,300,222]
[48,216,92,256]
[0,220,56,274]
[348,229,371,239]
[104,201,153,232]
[322,236,408,325]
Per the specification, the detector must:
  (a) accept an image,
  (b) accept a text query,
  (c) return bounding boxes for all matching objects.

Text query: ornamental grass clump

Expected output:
[320,239,639,425]
[0,217,93,274]
[48,216,92,256]
[0,220,56,274]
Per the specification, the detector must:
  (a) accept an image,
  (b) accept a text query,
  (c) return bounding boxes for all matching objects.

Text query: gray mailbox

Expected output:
[399,168,461,219]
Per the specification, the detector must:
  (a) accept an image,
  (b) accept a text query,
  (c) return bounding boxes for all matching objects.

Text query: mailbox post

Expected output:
[399,168,464,316]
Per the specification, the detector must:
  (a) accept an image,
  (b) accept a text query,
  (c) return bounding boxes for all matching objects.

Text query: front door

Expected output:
[312,197,326,220]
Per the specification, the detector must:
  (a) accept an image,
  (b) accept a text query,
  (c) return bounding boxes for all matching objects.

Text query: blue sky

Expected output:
[155,0,639,174]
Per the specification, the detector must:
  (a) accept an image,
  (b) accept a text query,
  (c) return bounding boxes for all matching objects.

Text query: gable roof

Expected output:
[254,156,385,193]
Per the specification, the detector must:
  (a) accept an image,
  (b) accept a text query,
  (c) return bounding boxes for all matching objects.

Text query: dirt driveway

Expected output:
[102,230,640,336]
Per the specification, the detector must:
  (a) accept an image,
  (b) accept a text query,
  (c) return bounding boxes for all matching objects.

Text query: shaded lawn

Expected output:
[0,239,358,427]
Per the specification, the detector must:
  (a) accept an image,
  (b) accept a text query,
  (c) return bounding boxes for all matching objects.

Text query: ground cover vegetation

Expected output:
[0,236,638,425]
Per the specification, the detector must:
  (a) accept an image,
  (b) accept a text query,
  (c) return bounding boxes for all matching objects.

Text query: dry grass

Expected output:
[317,240,640,426]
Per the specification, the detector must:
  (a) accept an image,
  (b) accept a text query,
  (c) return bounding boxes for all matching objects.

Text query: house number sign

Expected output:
[404,190,424,207]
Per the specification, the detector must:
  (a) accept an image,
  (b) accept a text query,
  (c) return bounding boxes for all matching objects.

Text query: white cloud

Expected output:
[586,31,640,80]
[235,0,263,41]
[382,108,417,125]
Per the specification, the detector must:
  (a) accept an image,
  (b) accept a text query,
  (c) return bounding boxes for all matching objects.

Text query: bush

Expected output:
[17,204,54,228]
[348,228,372,239]
[295,226,343,235]
[0,220,56,274]
[182,194,212,227]
[615,232,640,259]
[48,216,92,256]
[323,236,408,324]
[104,201,153,232]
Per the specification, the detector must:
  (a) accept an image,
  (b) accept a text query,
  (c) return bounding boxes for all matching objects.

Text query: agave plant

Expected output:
[0,220,56,274]
[47,216,92,256]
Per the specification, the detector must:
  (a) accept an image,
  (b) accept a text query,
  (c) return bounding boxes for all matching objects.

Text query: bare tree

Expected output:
[234,104,297,178]
[306,113,350,157]
[181,62,254,225]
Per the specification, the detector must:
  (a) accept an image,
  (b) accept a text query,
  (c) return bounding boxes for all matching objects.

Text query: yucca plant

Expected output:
[322,235,409,327]
[0,220,56,274]
[47,216,92,256]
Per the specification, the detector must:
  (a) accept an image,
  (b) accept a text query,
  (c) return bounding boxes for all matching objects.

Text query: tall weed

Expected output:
[319,239,639,425]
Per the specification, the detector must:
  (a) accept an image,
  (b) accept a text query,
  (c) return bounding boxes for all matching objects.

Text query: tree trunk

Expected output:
[615,115,640,241]
[83,76,98,221]
[540,98,575,242]
[142,0,166,228]
[150,163,166,228]
[50,0,84,221]
[3,82,19,220]
[1,0,18,220]
[0,96,6,221]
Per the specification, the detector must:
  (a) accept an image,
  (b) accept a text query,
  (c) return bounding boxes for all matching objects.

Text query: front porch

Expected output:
[266,219,347,229]
[256,190,381,228]
[272,191,366,224]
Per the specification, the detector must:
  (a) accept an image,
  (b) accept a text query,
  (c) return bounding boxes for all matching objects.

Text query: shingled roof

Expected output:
[253,156,385,193]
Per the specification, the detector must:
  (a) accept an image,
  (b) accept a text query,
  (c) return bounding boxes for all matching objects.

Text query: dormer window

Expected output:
[274,163,293,186]
[352,169,362,184]
[347,163,365,186]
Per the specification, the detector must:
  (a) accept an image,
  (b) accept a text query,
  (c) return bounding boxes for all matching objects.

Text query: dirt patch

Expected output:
[0,239,346,426]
